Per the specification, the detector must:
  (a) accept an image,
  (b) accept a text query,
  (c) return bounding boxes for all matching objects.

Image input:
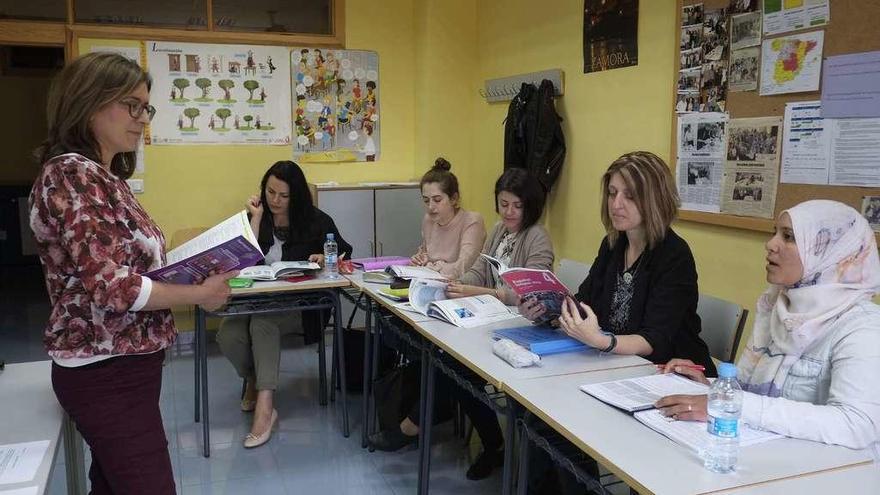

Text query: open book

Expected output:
[385,265,447,280]
[481,254,575,323]
[147,211,263,285]
[407,279,517,328]
[581,373,781,452]
[238,261,321,281]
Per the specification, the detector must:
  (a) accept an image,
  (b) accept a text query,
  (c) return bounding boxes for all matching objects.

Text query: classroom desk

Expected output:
[504,367,874,495]
[344,270,649,495]
[714,461,880,494]
[1,361,86,495]
[193,277,351,458]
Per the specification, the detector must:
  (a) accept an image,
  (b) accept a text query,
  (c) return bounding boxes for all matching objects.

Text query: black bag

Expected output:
[372,361,421,433]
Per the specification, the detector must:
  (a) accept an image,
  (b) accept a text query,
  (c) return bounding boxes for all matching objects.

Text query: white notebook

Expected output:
[634,409,782,453]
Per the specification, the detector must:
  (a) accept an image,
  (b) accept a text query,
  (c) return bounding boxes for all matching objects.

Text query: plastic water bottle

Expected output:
[323,233,339,279]
[703,362,743,473]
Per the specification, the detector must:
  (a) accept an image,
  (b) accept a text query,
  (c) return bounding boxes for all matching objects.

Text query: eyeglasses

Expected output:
[120,99,157,121]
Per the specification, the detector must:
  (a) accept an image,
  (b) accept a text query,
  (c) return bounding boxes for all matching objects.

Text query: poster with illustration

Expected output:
[583,0,639,73]
[291,48,380,162]
[146,41,291,145]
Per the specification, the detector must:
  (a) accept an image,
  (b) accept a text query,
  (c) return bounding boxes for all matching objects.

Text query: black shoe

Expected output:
[466,447,504,480]
[368,429,418,452]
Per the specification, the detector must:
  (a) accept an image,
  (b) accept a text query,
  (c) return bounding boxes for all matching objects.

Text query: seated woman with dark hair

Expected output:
[657,200,880,451]
[216,160,352,449]
[445,167,554,480]
[519,151,714,494]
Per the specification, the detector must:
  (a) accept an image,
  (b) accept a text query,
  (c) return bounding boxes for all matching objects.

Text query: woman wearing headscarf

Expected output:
[658,200,880,450]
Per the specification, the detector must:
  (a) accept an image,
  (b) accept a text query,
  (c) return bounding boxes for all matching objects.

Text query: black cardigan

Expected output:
[576,229,716,375]
[254,207,353,344]
[256,207,353,262]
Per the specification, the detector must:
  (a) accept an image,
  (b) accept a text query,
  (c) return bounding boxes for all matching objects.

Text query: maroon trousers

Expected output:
[52,350,176,495]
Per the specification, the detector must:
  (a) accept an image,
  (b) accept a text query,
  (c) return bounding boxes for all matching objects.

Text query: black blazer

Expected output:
[254,207,353,344]
[256,207,353,262]
[576,229,716,375]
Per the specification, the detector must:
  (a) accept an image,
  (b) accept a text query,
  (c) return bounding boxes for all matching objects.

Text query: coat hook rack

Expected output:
[481,68,564,103]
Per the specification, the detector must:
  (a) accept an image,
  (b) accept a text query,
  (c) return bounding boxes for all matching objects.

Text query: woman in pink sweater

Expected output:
[411,157,486,280]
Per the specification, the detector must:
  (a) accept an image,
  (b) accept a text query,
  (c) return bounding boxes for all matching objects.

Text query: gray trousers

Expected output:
[216,314,302,391]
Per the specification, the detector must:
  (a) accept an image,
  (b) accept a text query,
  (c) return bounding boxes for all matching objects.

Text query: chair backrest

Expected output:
[696,293,748,364]
[557,258,591,293]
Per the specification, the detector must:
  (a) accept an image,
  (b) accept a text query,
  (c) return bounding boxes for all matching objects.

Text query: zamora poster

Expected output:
[583,0,639,73]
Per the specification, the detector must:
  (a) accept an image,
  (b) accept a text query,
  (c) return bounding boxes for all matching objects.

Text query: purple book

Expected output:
[146,211,264,285]
[352,256,411,271]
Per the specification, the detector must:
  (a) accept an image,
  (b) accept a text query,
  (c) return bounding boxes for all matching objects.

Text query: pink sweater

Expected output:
[416,209,486,280]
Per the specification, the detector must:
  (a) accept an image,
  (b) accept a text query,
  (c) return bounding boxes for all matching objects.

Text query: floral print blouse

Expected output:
[29,153,175,360]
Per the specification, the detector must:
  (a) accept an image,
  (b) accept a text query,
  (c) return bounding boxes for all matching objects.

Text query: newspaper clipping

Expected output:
[721,117,783,218]
[677,112,728,212]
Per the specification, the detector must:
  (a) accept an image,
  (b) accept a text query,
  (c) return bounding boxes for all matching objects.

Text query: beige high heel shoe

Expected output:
[243,409,277,448]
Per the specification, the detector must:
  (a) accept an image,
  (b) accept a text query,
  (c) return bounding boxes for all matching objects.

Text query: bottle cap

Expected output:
[326,233,335,240]
[718,362,737,378]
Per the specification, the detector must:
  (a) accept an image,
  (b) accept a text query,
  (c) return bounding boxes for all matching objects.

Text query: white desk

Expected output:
[0,361,86,495]
[714,461,879,494]
[504,367,874,495]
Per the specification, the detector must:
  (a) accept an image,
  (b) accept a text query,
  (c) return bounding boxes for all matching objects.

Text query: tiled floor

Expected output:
[2,265,503,494]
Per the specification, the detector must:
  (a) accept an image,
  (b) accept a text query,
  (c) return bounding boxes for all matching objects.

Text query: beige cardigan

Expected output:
[461,221,555,304]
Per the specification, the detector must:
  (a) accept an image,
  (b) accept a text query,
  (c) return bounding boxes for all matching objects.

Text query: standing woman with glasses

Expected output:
[29,52,235,494]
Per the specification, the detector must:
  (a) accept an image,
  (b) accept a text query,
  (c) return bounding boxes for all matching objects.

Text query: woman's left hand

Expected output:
[558,297,603,346]
[654,394,708,421]
[309,254,325,267]
[445,282,482,299]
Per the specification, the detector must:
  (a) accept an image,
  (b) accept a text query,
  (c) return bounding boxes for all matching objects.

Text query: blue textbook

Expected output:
[493,325,588,356]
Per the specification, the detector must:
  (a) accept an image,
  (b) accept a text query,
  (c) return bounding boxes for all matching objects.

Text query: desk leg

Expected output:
[516,417,530,495]
[194,306,201,423]
[361,298,372,448]
[318,309,328,406]
[333,292,350,438]
[367,310,382,452]
[63,413,87,495]
[417,348,435,495]
[199,308,210,458]
[502,399,517,495]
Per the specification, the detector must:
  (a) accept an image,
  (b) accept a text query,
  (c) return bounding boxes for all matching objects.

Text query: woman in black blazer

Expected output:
[519,151,714,494]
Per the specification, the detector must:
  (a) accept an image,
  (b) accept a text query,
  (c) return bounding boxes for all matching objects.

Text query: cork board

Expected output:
[672,0,880,233]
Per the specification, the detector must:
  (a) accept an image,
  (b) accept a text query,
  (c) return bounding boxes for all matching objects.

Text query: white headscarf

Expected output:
[738,200,880,397]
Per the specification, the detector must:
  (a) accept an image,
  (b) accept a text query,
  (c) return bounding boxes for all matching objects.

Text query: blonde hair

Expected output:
[600,151,680,249]
[36,52,152,179]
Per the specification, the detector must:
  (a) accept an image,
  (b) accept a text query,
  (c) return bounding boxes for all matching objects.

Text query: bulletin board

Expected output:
[672,0,880,233]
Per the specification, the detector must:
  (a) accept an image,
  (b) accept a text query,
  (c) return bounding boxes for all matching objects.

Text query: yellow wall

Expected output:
[0,76,50,184]
[471,0,771,356]
[78,0,419,241]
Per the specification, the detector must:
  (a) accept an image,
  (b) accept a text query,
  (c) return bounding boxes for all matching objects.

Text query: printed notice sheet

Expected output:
[781,101,830,185]
[721,117,783,219]
[829,117,880,187]
[0,440,49,485]
[760,31,824,96]
[676,112,728,212]
[821,50,880,119]
[763,0,829,36]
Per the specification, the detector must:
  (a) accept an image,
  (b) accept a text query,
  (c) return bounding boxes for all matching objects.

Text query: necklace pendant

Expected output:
[623,272,633,284]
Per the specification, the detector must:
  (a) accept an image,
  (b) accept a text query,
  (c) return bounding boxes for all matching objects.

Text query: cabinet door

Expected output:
[374,187,423,257]
[316,189,374,258]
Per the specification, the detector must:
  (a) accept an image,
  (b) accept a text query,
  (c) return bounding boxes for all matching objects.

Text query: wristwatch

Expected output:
[600,332,618,354]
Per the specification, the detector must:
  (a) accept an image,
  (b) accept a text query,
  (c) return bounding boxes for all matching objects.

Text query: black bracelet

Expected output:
[600,333,617,353]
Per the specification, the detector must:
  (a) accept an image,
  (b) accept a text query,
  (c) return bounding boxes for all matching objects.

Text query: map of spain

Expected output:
[772,38,819,84]
[760,31,823,96]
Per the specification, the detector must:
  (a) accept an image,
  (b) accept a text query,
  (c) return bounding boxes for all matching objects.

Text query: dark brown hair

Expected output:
[420,157,460,205]
[36,52,152,179]
[600,151,680,249]
[494,168,545,231]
